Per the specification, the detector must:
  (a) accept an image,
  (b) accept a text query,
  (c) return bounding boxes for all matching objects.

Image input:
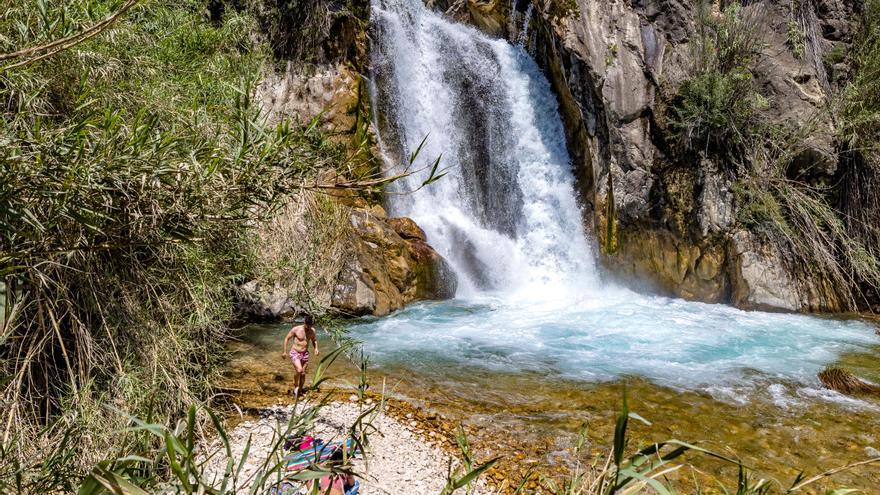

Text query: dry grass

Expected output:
[251,191,354,313]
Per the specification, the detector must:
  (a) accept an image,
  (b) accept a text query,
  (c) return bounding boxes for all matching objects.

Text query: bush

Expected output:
[0,0,355,484]
[837,0,880,303]
[667,2,765,157]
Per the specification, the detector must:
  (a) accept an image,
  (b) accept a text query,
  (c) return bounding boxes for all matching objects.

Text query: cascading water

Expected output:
[516,4,534,47]
[362,0,880,407]
[371,0,596,296]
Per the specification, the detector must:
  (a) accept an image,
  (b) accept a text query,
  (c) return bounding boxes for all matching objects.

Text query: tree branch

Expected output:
[0,0,140,71]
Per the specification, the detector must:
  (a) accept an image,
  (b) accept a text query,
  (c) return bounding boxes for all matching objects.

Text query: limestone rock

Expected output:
[729,230,801,311]
[239,203,455,319]
[255,63,359,134]
[330,209,457,316]
[236,280,302,319]
[331,258,379,316]
[697,160,734,237]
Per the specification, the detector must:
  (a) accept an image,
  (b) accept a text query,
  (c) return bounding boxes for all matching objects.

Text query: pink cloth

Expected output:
[298,435,315,450]
[318,476,345,492]
[289,349,309,367]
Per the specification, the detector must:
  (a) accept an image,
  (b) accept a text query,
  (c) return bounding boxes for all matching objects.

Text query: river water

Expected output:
[228,0,880,490]
[364,0,880,488]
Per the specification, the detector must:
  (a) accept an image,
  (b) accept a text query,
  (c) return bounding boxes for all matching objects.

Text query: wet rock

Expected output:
[729,230,801,311]
[331,209,457,316]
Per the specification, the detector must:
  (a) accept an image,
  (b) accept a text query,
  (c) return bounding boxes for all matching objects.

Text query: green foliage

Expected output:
[834,0,880,303]
[667,3,765,156]
[667,1,880,308]
[733,180,791,237]
[787,20,805,60]
[441,427,499,495]
[823,44,847,66]
[842,0,880,154]
[734,166,880,309]
[670,69,758,153]
[0,0,356,486]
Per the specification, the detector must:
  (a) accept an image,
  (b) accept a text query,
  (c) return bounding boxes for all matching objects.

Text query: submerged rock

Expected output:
[818,367,880,396]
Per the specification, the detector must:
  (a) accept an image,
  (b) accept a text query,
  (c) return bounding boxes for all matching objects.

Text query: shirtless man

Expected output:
[282,315,319,397]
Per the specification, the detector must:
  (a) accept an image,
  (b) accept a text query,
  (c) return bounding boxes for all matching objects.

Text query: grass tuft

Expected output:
[818,367,880,396]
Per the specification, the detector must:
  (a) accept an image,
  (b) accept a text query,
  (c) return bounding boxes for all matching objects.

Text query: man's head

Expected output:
[304,315,314,327]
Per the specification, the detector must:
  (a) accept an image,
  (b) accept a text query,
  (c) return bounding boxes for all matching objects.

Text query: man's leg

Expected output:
[297,370,306,395]
[303,363,311,392]
[292,358,304,396]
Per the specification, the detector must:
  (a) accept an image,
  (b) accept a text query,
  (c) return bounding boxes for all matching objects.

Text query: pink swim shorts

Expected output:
[289,349,310,367]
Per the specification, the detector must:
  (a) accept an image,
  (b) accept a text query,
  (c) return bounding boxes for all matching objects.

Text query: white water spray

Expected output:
[516,4,534,46]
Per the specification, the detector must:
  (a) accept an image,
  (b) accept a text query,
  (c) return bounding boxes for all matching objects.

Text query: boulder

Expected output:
[236,280,302,319]
[729,230,801,311]
[333,209,457,316]
[238,201,455,320]
[385,217,427,241]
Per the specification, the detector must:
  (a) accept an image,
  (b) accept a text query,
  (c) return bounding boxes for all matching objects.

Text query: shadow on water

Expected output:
[222,322,880,493]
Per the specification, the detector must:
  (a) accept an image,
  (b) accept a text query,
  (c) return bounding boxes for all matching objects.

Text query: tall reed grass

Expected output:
[0,0,376,486]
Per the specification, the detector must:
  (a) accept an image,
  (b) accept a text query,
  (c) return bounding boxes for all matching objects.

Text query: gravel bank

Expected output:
[201,399,492,494]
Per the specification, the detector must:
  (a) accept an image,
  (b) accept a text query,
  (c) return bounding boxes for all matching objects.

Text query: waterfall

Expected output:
[371,0,597,298]
[516,4,534,46]
[360,0,880,405]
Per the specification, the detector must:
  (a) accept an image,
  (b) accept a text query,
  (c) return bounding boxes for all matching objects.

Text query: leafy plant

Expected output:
[667,2,766,156]
[787,18,805,60]
[441,427,499,495]
[0,0,417,486]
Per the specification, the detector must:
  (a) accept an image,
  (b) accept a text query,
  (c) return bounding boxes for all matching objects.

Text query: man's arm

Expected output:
[282,329,293,357]
[310,328,319,356]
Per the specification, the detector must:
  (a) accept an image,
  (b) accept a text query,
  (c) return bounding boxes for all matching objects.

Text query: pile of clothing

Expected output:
[268,435,361,495]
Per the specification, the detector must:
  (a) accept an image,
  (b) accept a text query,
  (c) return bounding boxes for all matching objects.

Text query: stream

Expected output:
[228,0,880,491]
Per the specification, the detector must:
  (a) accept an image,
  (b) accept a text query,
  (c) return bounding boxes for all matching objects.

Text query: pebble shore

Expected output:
[201,398,492,494]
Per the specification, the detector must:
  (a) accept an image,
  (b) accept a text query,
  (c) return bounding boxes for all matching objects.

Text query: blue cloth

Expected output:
[345,480,360,495]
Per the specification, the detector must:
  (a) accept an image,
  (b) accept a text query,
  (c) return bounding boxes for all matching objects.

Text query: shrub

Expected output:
[0,0,359,483]
[667,2,765,157]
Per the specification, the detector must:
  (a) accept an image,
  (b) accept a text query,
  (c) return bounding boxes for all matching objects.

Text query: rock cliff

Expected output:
[239,0,456,319]
[444,0,871,312]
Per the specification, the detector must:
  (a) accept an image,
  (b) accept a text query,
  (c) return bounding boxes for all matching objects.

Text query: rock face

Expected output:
[447,0,860,312]
[331,208,457,316]
[241,1,456,319]
[256,63,361,133]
